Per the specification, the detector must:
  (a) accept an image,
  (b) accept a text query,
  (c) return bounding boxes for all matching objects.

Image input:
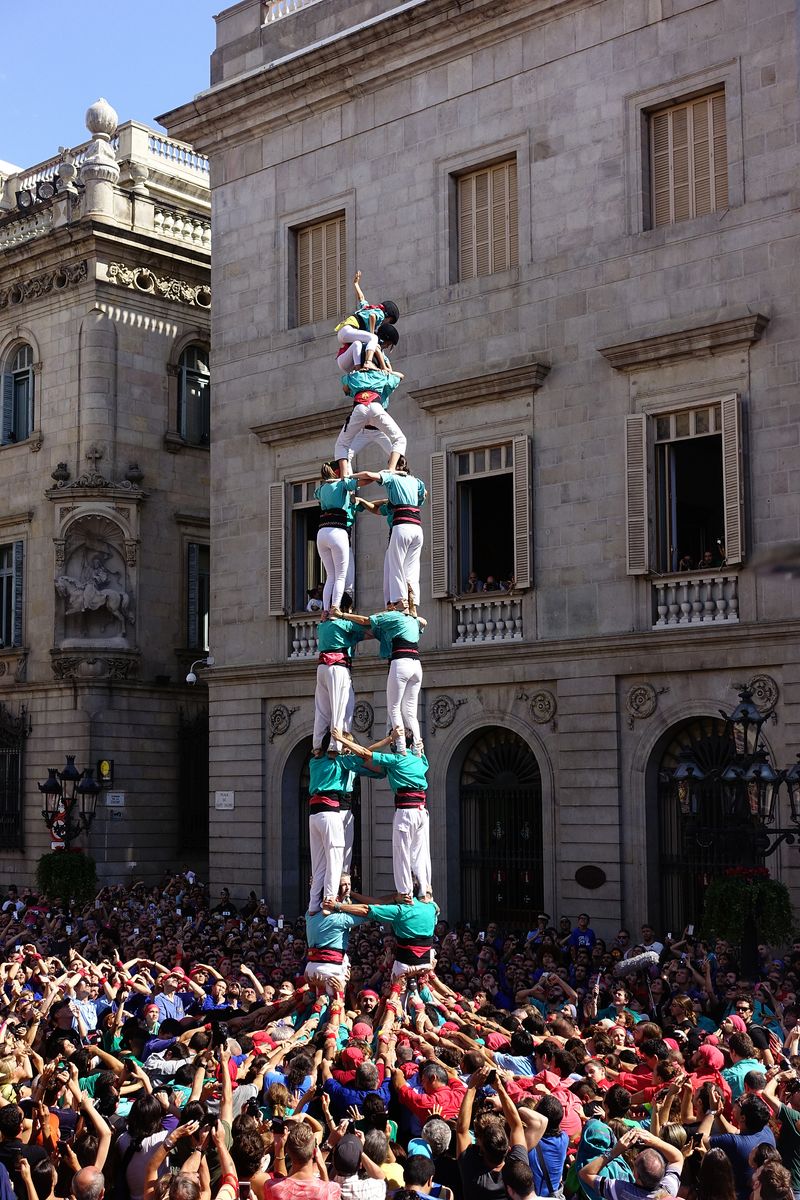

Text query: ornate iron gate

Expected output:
[460,729,543,925]
[656,716,762,933]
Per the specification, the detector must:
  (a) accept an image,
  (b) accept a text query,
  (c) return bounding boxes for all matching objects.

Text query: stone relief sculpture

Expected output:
[54,516,135,642]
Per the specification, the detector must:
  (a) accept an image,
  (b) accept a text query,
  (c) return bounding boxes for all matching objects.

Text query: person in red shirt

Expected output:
[392,1061,467,1123]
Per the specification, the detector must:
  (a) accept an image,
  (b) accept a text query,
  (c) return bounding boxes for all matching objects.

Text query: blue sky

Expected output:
[1,1,220,170]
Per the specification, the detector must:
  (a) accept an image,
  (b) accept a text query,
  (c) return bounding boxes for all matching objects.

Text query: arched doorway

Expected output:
[654,716,764,934]
[459,728,543,925]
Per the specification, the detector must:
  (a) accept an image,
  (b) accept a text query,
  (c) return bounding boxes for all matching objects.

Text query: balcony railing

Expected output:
[652,572,739,629]
[453,596,523,644]
[154,206,211,249]
[0,206,54,250]
[263,0,323,23]
[288,614,321,659]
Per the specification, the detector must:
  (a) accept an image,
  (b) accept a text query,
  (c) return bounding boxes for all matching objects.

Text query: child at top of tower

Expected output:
[335,270,400,372]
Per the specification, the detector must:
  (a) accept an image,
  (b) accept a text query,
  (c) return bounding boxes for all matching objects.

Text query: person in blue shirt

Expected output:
[356,459,427,610]
[562,912,596,955]
[335,270,399,373]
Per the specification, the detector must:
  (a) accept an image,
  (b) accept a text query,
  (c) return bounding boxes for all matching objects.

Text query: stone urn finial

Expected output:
[80,98,120,216]
[85,98,119,141]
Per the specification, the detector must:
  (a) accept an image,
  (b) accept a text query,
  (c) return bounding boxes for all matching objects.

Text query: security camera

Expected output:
[186,671,197,685]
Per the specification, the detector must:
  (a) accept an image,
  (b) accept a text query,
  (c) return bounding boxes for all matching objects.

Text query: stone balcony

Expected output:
[288,613,321,659]
[453,595,523,645]
[652,572,739,629]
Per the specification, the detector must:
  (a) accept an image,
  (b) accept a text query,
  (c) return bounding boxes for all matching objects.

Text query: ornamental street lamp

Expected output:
[667,685,799,973]
[38,756,101,848]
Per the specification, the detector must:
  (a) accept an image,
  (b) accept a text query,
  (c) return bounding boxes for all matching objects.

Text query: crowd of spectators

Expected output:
[0,877,799,1200]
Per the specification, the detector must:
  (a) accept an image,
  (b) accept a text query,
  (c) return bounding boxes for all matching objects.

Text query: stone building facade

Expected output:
[0,101,211,883]
[163,0,800,934]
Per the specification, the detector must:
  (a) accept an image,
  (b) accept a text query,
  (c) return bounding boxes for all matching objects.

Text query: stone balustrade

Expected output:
[147,134,209,175]
[652,572,739,628]
[0,207,54,249]
[263,0,323,23]
[453,596,523,644]
[288,614,321,658]
[154,206,211,249]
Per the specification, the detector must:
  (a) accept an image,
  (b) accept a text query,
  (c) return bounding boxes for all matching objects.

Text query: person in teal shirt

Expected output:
[335,731,431,903]
[332,603,425,754]
[334,353,405,477]
[313,593,367,757]
[314,463,361,612]
[304,907,367,997]
[329,890,438,983]
[356,459,427,609]
[307,754,355,915]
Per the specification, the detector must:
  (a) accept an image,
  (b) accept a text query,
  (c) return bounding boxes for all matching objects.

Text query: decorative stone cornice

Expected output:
[0,510,33,533]
[105,262,211,309]
[598,310,770,372]
[409,362,550,413]
[251,402,350,447]
[50,649,140,683]
[174,511,210,528]
[0,261,87,310]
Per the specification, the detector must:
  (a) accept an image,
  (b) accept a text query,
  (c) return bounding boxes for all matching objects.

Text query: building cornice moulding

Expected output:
[159,0,605,153]
[598,310,770,372]
[410,362,550,413]
[251,402,350,447]
[203,615,800,689]
[0,510,34,533]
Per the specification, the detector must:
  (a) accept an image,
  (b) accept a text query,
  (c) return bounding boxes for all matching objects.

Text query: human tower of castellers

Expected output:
[301,270,440,1017]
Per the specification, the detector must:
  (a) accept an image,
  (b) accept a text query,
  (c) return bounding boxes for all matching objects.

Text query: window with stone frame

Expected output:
[294,213,347,327]
[0,542,23,649]
[1,344,35,445]
[429,437,531,598]
[456,159,518,281]
[177,344,210,446]
[267,480,325,616]
[0,707,25,851]
[186,542,210,651]
[649,90,728,228]
[624,396,743,576]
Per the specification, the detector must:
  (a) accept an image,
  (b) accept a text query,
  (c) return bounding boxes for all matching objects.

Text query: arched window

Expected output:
[1,344,34,445]
[655,716,760,933]
[460,727,542,924]
[177,344,210,446]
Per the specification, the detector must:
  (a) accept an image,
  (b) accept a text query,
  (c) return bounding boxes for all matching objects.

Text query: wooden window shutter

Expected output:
[296,216,345,325]
[474,170,491,277]
[625,414,649,574]
[268,482,286,615]
[712,92,729,209]
[297,228,311,326]
[720,394,744,565]
[512,435,532,589]
[429,452,449,598]
[458,174,476,281]
[1,374,12,445]
[187,542,200,648]
[11,541,23,647]
[651,91,727,228]
[458,159,517,281]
